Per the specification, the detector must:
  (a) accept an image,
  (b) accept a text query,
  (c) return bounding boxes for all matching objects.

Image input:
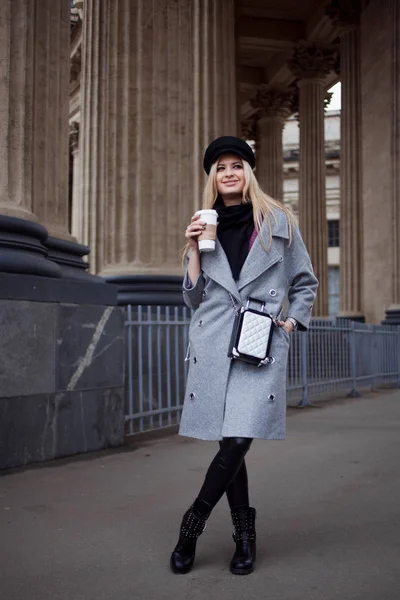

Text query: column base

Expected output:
[105,275,184,306]
[45,236,104,283]
[381,305,400,326]
[337,312,365,323]
[0,215,61,278]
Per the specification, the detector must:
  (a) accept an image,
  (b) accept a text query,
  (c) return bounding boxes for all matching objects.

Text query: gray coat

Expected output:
[179,207,318,441]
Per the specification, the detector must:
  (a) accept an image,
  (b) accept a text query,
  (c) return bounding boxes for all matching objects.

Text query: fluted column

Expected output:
[327,0,364,321]
[78,0,107,271]
[0,0,37,222]
[0,0,78,279]
[32,0,73,241]
[79,0,236,279]
[288,43,336,317]
[70,122,81,241]
[251,86,293,200]
[0,0,74,237]
[383,0,400,324]
[192,0,237,209]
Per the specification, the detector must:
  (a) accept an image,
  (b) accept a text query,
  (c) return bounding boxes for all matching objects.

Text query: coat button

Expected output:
[268,394,275,403]
[279,256,283,263]
[189,393,195,400]
[269,289,277,297]
[198,320,203,327]
[202,291,207,299]
[193,357,197,364]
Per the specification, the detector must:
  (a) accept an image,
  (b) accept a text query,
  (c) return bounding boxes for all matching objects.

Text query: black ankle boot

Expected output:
[170,506,208,574]
[229,507,256,575]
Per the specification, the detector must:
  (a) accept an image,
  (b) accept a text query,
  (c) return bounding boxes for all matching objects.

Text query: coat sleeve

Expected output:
[285,225,319,331]
[182,257,205,310]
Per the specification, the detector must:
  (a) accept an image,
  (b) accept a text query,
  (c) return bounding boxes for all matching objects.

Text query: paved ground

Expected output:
[1,389,400,600]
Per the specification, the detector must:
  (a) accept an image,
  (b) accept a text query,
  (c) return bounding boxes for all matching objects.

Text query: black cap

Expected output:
[203,136,256,175]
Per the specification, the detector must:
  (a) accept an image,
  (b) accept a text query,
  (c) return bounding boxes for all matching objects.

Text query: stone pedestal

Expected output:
[79,0,237,289]
[0,300,125,470]
[251,86,293,200]
[288,43,336,317]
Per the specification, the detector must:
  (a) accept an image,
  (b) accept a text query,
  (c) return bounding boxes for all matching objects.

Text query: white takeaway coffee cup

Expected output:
[195,209,218,252]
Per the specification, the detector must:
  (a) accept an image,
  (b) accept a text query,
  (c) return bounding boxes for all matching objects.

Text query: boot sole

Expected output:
[170,557,193,575]
[230,562,255,575]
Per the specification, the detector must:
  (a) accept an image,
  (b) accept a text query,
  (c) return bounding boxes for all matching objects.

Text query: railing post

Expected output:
[126,304,134,435]
[397,326,400,388]
[348,320,361,397]
[297,330,311,407]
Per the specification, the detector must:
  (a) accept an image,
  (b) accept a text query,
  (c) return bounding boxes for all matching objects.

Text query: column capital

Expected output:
[250,85,295,121]
[240,115,258,141]
[326,0,362,32]
[69,121,80,154]
[288,42,337,81]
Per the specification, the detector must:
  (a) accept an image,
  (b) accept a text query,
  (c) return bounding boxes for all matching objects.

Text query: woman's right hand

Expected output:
[185,214,206,250]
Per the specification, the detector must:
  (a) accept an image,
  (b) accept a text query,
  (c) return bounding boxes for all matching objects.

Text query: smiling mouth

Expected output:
[223,181,239,185]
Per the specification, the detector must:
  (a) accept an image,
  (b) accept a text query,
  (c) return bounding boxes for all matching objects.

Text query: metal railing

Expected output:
[125,305,400,435]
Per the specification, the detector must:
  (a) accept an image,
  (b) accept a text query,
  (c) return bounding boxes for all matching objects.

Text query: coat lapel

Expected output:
[200,207,290,299]
[200,239,241,303]
[237,209,290,292]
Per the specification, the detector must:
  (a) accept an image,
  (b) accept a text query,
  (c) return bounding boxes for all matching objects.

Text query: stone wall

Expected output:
[0,300,125,470]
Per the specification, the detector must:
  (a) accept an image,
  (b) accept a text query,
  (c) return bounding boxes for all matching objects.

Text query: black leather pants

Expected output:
[193,437,253,518]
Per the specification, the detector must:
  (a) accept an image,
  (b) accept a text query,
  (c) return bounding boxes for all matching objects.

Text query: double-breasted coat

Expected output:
[179,206,318,441]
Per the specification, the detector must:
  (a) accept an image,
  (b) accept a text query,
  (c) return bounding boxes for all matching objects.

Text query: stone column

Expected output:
[192,0,237,209]
[327,0,364,321]
[0,0,37,223]
[0,0,59,277]
[69,122,81,242]
[383,0,400,324]
[0,0,98,281]
[79,0,237,300]
[250,86,293,201]
[32,0,73,243]
[288,43,336,317]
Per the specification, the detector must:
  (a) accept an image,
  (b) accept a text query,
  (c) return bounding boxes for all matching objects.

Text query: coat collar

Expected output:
[200,207,290,299]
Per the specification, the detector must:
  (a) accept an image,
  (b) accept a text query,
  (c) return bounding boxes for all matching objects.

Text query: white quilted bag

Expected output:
[237,310,273,359]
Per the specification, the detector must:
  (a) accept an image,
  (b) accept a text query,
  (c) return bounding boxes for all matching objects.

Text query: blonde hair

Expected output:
[183,157,295,260]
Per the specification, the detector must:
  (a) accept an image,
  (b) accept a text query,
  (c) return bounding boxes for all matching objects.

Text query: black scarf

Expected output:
[213,197,254,280]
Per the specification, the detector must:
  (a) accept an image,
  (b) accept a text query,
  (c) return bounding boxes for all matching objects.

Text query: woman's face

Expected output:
[215,153,245,199]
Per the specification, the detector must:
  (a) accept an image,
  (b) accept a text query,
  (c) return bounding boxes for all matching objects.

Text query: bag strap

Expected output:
[229,293,281,325]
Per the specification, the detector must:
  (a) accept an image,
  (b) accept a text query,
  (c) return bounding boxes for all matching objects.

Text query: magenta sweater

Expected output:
[249,227,258,251]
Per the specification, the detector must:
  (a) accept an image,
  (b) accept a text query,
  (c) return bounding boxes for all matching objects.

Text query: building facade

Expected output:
[283,110,341,317]
[1,0,400,326]
[1,0,400,469]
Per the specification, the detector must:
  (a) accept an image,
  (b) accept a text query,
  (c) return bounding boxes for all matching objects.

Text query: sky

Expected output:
[328,82,341,110]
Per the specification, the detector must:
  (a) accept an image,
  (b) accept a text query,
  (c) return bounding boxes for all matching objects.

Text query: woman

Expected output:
[170,136,318,575]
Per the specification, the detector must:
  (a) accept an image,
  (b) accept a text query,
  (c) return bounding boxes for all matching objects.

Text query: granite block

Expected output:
[0,300,56,397]
[56,304,125,392]
[0,388,124,470]
[0,272,118,305]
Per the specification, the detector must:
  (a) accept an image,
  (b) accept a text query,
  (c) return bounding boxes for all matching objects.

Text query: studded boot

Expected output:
[170,505,208,574]
[229,507,256,575]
